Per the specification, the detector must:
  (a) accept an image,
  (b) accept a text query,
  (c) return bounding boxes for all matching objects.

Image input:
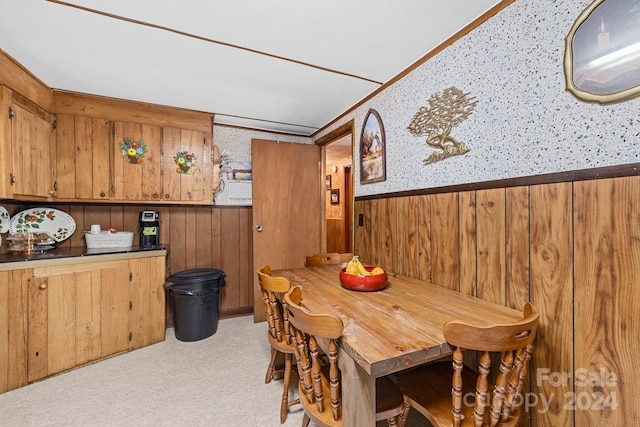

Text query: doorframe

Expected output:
[315,120,355,253]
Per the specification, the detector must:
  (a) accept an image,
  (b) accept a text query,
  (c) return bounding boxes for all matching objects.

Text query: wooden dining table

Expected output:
[272,264,525,427]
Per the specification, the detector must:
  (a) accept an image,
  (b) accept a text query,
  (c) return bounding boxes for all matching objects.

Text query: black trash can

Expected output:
[164,268,226,342]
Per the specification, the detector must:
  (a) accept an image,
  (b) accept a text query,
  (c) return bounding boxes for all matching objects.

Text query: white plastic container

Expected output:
[84,231,134,249]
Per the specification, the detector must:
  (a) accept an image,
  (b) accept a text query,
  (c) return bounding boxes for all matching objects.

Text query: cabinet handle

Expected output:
[100,192,106,197]
[153,193,159,199]
[39,283,47,290]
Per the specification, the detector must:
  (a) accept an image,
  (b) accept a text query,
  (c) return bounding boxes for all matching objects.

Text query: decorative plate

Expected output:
[9,208,76,243]
[0,206,9,233]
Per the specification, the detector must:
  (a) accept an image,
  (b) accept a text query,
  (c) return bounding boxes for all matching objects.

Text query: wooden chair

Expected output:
[284,285,407,427]
[304,252,354,267]
[396,303,539,427]
[257,265,300,423]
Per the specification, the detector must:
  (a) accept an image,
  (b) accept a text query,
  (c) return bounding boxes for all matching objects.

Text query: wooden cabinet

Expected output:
[0,270,29,394]
[0,253,166,392]
[112,121,162,201]
[161,127,213,203]
[51,91,216,205]
[54,115,214,204]
[0,88,55,200]
[0,86,13,199]
[55,114,111,200]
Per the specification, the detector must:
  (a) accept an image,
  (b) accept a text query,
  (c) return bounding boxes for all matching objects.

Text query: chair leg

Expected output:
[302,413,311,427]
[396,401,411,427]
[265,347,279,384]
[280,353,294,423]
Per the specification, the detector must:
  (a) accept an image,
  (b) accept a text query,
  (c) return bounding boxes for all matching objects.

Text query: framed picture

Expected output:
[325,175,332,190]
[330,189,340,205]
[564,0,640,104]
[360,109,386,184]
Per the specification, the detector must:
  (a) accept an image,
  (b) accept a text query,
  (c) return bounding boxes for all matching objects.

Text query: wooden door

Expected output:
[27,268,75,382]
[0,87,13,199]
[161,127,212,203]
[100,262,131,357]
[56,114,111,200]
[112,121,161,201]
[251,139,322,321]
[128,256,166,350]
[37,273,77,377]
[28,263,113,381]
[0,270,29,393]
[10,103,54,198]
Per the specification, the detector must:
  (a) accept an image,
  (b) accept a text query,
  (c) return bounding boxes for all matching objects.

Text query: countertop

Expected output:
[0,245,168,270]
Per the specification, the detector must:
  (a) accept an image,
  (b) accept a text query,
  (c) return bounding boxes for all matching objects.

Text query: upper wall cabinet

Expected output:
[55,114,111,200]
[0,86,13,199]
[112,121,163,202]
[161,127,213,203]
[52,92,216,205]
[54,115,215,204]
[8,97,55,199]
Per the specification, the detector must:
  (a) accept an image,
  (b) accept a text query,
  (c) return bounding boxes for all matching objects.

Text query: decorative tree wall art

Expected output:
[119,138,147,165]
[407,86,478,164]
[360,109,386,184]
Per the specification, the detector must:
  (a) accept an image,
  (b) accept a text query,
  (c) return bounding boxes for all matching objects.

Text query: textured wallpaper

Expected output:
[316,0,640,197]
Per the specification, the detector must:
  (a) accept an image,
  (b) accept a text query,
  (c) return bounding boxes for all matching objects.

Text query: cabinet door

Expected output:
[56,114,111,200]
[112,121,161,201]
[28,261,131,381]
[10,103,54,198]
[0,87,12,199]
[28,274,77,381]
[97,262,131,356]
[161,127,212,203]
[128,256,166,350]
[0,270,29,393]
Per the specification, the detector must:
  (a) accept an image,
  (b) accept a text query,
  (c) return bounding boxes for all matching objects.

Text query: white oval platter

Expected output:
[9,208,76,243]
[0,206,9,233]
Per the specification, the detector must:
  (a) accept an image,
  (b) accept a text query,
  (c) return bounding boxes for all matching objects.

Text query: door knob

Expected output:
[255,225,263,232]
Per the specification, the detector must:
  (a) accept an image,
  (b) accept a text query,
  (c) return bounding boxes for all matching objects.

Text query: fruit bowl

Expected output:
[339,266,388,292]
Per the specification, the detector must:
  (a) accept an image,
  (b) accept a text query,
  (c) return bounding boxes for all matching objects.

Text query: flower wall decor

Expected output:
[119,138,147,164]
[174,151,197,174]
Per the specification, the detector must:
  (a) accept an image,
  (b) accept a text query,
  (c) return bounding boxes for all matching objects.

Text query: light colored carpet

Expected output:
[0,315,429,427]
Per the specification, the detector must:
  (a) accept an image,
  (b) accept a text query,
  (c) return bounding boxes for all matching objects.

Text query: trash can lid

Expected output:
[166,268,226,287]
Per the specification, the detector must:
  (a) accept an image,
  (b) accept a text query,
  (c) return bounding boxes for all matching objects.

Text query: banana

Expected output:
[345,257,359,275]
[353,256,371,276]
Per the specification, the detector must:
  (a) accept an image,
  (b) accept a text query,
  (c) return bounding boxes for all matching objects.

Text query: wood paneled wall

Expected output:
[326,218,345,253]
[2,202,253,318]
[355,175,640,427]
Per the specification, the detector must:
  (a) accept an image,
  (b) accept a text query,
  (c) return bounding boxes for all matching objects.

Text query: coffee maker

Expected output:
[139,210,160,248]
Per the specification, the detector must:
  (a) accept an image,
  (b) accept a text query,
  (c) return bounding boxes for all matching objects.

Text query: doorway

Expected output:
[324,133,354,253]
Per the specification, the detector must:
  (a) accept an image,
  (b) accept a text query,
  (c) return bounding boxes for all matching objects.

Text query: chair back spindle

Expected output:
[256,266,299,423]
[285,285,344,424]
[398,302,539,427]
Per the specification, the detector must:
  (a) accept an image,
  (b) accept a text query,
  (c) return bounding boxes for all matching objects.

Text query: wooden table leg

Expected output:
[338,347,376,426]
